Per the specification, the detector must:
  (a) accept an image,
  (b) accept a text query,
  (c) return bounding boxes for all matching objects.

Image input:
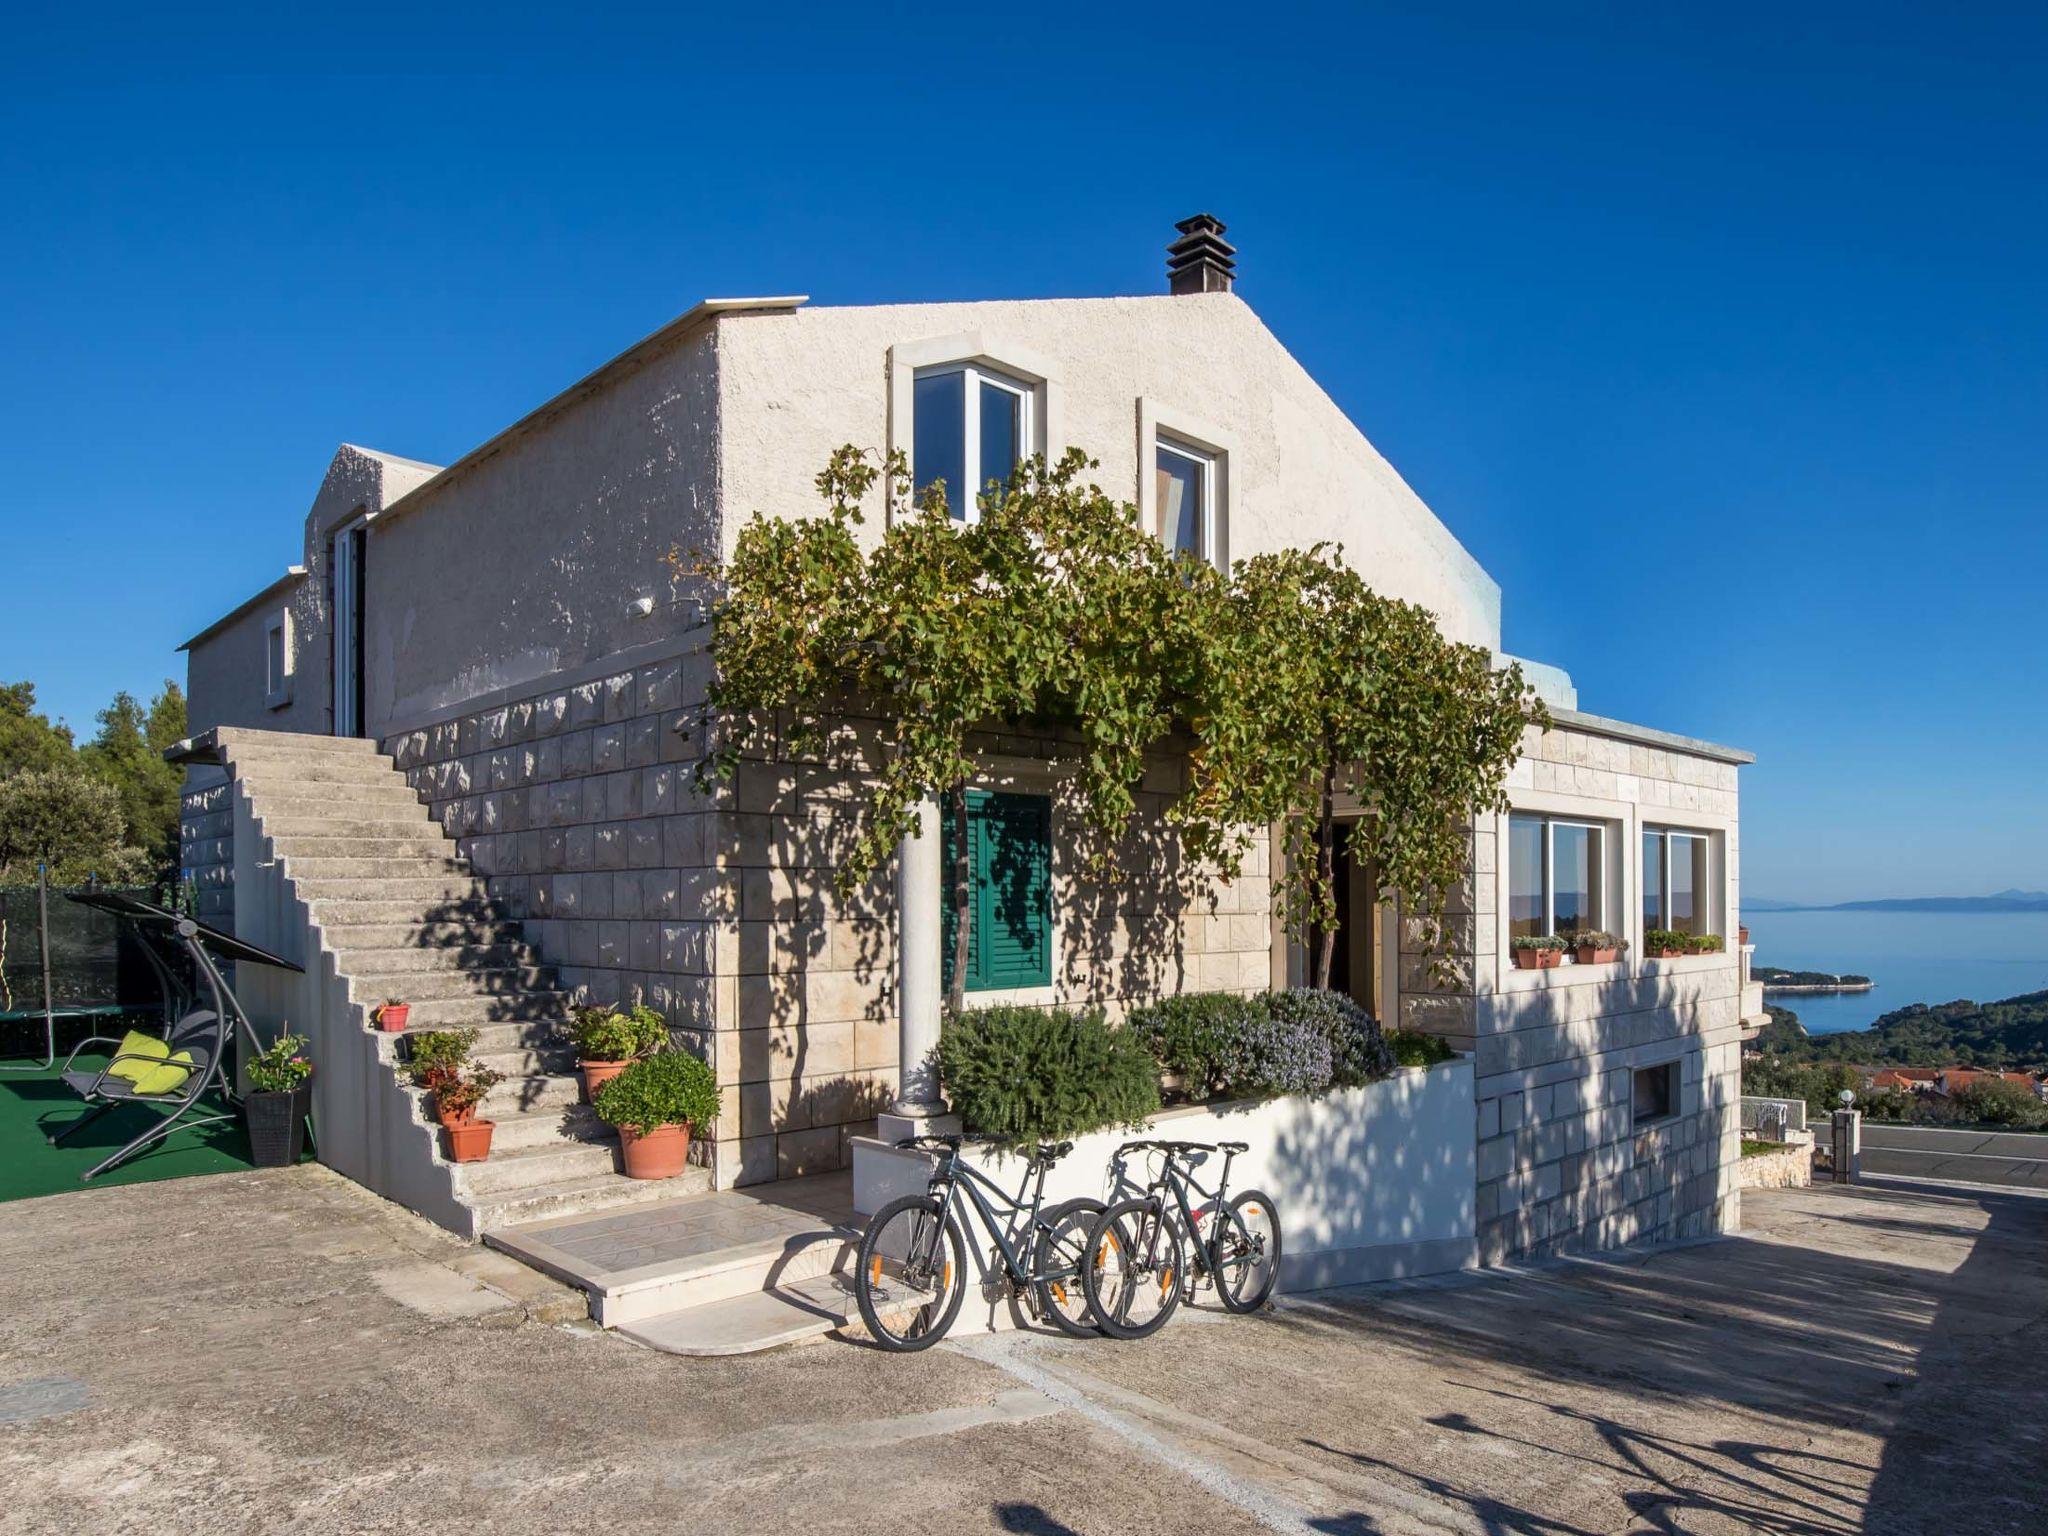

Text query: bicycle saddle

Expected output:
[1216,1141,1249,1154]
[1034,1139,1075,1164]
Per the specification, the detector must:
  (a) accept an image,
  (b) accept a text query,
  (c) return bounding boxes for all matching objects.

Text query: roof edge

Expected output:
[1549,707,1755,766]
[374,295,808,528]
[177,566,307,652]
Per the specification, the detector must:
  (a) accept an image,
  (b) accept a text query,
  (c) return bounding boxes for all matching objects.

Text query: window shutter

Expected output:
[941,791,1051,993]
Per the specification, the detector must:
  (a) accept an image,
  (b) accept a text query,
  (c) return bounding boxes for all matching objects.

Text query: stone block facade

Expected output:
[1400,715,1747,1265]
[380,646,1275,1189]
[178,765,236,929]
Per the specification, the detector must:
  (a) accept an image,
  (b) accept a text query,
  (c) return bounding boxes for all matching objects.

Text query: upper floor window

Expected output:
[1155,438,1215,563]
[913,363,1032,520]
[1643,827,1714,937]
[1508,813,1606,942]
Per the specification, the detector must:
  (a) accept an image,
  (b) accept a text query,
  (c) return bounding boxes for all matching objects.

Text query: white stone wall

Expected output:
[1400,717,1748,1264]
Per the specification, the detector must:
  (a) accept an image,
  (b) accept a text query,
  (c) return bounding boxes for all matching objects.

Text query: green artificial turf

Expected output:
[0,1057,270,1202]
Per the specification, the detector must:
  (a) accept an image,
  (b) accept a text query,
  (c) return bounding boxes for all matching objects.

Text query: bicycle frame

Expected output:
[1110,1142,1240,1280]
[926,1149,1061,1287]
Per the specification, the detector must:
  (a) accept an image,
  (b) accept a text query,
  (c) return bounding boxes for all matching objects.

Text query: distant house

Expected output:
[172,218,1761,1268]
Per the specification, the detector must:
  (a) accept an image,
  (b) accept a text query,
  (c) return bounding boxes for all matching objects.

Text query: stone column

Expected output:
[880,795,957,1139]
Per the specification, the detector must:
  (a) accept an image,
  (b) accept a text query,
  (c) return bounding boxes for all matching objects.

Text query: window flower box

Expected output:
[1511,936,1566,970]
[1570,931,1628,965]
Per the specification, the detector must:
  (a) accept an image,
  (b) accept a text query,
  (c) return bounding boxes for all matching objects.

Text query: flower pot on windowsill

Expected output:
[1512,948,1563,970]
[580,1060,630,1103]
[1652,947,1689,960]
[374,1002,410,1033]
[1575,947,1621,965]
[618,1122,691,1180]
[244,1085,311,1168]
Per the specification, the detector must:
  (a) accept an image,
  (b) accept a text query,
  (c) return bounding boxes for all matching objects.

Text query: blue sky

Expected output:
[2,3,2041,904]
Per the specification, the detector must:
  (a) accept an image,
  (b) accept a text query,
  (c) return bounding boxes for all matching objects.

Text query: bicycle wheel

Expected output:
[1032,1197,1107,1338]
[855,1194,967,1351]
[1083,1196,1185,1340]
[1211,1188,1282,1313]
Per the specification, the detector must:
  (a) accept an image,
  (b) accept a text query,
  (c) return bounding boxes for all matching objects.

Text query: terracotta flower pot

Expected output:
[1654,948,1688,960]
[437,1099,477,1130]
[1576,946,1621,965]
[580,1060,629,1103]
[445,1119,494,1163]
[375,1003,410,1033]
[1513,948,1562,969]
[618,1122,691,1180]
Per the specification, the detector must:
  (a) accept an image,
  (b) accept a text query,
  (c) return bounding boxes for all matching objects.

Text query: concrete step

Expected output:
[472,1044,580,1078]
[232,758,419,786]
[284,854,473,880]
[328,942,537,974]
[217,728,382,755]
[255,811,441,836]
[469,1166,714,1232]
[481,1071,585,1116]
[385,1019,570,1061]
[268,835,467,860]
[250,792,434,819]
[395,994,575,1030]
[616,1276,856,1357]
[347,966,556,1002]
[292,876,492,903]
[486,1101,610,1153]
[453,1137,623,1195]
[321,921,524,949]
[307,899,506,929]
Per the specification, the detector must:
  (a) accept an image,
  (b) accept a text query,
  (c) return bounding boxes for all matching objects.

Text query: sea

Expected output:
[1746,909,2048,1035]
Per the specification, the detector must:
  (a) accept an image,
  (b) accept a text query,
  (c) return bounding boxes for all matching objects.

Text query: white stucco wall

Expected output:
[715,295,1502,651]
[853,1057,1477,1324]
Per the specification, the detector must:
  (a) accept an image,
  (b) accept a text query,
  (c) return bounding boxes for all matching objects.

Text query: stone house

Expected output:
[174,218,1765,1260]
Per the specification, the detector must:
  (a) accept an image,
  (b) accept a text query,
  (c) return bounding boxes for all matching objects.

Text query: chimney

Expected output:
[1166,213,1236,295]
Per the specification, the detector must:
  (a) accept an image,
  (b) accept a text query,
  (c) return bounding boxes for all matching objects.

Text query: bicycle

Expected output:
[1081,1139,1282,1339]
[853,1134,1107,1352]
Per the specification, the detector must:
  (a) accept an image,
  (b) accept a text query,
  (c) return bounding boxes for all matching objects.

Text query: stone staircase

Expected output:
[216,727,711,1236]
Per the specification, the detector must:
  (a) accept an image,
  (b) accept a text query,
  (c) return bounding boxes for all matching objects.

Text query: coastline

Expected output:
[1763,982,1875,995]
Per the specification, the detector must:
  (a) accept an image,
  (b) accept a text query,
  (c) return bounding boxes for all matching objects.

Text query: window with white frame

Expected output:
[1154,437,1215,563]
[1508,813,1607,943]
[912,362,1032,520]
[263,611,292,709]
[1642,827,1715,939]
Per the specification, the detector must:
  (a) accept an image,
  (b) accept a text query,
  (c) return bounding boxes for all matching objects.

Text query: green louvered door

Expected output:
[941,790,1052,993]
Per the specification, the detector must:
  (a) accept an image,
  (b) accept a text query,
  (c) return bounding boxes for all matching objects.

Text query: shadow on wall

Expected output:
[1262,1184,2047,1536]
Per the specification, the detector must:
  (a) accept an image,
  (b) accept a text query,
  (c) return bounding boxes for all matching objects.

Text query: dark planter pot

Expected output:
[245,1086,310,1168]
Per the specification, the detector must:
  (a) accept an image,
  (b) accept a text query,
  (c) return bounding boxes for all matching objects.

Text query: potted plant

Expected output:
[592,1049,720,1180]
[404,1028,479,1092]
[432,1065,504,1162]
[373,997,411,1033]
[1646,928,1699,959]
[1689,933,1727,955]
[1510,934,1566,970]
[244,1031,313,1168]
[1570,930,1628,965]
[565,1003,669,1102]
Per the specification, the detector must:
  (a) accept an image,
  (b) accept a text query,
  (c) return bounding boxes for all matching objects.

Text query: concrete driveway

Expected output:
[1,1168,2040,1535]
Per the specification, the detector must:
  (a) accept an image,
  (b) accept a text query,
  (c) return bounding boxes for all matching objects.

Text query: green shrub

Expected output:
[1510,934,1566,952]
[593,1049,721,1136]
[1215,1006,1333,1096]
[1947,1077,2048,1129]
[1260,988,1393,1087]
[1646,930,1725,955]
[567,1003,668,1063]
[1385,1028,1456,1068]
[1565,930,1628,953]
[404,1028,477,1088]
[935,1005,1161,1145]
[1125,992,1263,1099]
[247,1033,312,1094]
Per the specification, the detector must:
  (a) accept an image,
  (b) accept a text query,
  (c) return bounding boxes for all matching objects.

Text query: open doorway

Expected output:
[1299,819,1386,1019]
[330,519,366,738]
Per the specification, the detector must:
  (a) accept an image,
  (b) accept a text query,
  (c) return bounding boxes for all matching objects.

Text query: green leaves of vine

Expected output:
[694,447,1546,977]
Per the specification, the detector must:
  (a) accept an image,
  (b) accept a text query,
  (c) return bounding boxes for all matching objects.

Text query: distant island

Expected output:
[1752,990,2048,1071]
[1754,966,1872,994]
[1745,888,2048,914]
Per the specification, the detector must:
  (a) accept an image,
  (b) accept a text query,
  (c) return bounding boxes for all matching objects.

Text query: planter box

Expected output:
[245,1086,310,1167]
[1512,948,1563,969]
[1575,947,1621,965]
[851,1057,1476,1328]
